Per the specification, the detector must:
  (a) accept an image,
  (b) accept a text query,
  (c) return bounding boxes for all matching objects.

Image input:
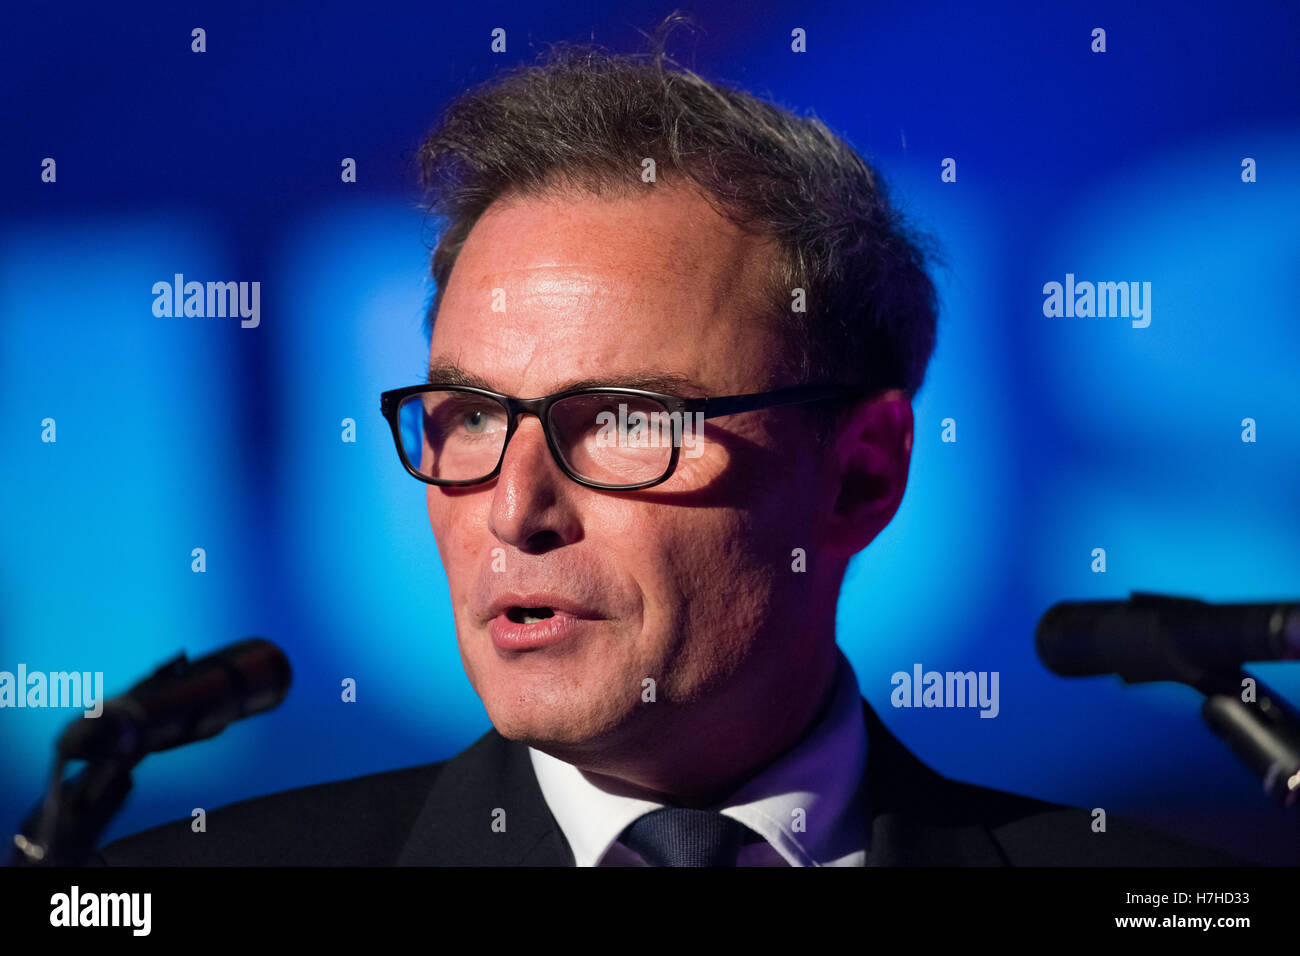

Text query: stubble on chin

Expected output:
[478,661,636,748]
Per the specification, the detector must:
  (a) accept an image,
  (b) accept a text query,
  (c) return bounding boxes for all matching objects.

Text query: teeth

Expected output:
[510,606,555,624]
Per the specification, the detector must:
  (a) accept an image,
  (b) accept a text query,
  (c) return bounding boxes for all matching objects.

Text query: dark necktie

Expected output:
[619,807,760,866]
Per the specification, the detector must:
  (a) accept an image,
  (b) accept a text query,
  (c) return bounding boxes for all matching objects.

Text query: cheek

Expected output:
[426,489,487,594]
[425,486,448,553]
[657,509,760,615]
[664,467,818,626]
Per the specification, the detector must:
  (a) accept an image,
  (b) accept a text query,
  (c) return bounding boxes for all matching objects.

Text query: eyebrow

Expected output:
[425,358,711,397]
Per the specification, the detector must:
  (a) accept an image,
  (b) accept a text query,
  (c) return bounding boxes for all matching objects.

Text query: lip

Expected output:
[483,592,601,624]
[489,610,597,651]
[482,591,604,653]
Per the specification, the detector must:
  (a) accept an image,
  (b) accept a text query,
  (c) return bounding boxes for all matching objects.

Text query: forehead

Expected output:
[428,186,787,396]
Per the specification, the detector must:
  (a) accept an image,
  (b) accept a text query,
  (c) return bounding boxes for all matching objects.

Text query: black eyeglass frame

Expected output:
[379,382,855,491]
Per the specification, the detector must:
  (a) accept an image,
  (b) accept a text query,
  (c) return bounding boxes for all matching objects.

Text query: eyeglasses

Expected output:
[379,382,853,491]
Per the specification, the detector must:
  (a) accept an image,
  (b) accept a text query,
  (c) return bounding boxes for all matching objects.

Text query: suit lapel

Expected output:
[397,727,574,866]
[858,696,1009,866]
[398,696,1010,866]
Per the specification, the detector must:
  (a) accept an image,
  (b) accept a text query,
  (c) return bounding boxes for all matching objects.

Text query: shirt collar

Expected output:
[529,648,867,866]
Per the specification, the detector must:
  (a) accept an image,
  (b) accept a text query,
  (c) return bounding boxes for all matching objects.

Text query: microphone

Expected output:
[1036,592,1300,684]
[57,638,292,763]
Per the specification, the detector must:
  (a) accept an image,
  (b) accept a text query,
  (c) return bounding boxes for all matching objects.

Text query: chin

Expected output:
[481,676,630,751]
[488,703,598,749]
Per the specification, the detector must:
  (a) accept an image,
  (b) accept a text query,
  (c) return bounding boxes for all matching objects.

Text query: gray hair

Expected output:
[417,38,940,410]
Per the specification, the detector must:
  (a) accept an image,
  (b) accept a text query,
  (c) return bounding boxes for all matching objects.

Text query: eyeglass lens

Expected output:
[397,390,687,486]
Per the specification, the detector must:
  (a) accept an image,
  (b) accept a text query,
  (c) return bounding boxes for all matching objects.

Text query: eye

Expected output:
[423,396,504,441]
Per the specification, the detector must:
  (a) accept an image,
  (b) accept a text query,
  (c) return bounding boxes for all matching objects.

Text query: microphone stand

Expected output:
[1038,592,1300,809]
[9,751,141,867]
[7,639,290,866]
[1196,670,1300,808]
[7,654,185,866]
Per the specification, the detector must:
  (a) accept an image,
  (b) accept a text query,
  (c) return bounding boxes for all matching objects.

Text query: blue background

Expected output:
[2,1,1298,862]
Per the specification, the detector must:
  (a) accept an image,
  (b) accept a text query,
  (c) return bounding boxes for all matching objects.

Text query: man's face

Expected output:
[426,186,835,766]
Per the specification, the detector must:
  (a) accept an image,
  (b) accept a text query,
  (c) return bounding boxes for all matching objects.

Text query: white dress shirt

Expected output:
[528,648,869,866]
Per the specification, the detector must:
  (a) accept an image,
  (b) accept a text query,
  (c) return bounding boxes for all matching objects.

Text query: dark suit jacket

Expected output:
[94,697,1247,866]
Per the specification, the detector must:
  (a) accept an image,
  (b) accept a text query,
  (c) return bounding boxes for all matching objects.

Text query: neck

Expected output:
[575,640,842,808]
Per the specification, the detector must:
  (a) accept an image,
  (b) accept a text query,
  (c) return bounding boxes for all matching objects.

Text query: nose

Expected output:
[487,414,581,554]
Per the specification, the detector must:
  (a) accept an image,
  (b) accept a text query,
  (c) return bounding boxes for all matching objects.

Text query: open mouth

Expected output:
[506,606,556,625]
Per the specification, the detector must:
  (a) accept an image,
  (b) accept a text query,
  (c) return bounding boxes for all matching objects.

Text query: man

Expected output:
[95,44,1243,867]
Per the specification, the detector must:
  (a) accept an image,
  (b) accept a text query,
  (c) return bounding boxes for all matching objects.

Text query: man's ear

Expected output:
[822,389,913,556]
